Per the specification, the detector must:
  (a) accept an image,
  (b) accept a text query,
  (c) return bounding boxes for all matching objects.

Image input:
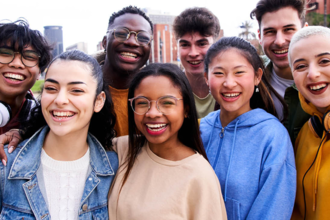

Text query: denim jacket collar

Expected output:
[9,126,115,179]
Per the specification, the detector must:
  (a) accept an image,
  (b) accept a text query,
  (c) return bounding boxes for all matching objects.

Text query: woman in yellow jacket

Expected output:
[288,26,330,220]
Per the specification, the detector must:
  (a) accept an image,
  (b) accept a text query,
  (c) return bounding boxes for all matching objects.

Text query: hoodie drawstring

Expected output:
[224,120,239,202]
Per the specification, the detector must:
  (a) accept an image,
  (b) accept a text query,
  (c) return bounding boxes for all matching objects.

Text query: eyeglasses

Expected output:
[0,47,40,67]
[108,27,153,46]
[128,96,183,115]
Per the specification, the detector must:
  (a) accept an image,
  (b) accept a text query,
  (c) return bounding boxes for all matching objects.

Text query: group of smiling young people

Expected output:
[0,0,329,219]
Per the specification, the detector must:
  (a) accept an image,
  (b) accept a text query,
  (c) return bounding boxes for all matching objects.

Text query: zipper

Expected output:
[219,127,225,138]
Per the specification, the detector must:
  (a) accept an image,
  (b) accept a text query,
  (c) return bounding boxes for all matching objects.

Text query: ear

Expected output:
[94,91,106,113]
[258,29,261,44]
[204,72,209,86]
[255,68,263,85]
[102,36,107,50]
[304,22,308,27]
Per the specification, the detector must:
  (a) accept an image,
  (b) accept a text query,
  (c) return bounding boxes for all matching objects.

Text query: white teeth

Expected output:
[188,61,202,65]
[274,49,288,54]
[223,93,240,97]
[120,52,137,58]
[53,111,74,117]
[309,83,327,91]
[4,73,24,81]
[146,124,166,131]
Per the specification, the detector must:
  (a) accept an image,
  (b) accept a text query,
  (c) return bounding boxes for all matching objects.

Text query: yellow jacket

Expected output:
[292,93,330,220]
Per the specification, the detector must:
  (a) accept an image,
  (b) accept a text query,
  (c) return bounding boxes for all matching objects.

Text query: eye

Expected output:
[198,41,208,47]
[213,71,224,75]
[294,64,307,71]
[320,59,330,65]
[179,43,189,48]
[44,86,57,92]
[71,89,84,93]
[236,71,245,74]
[264,30,275,35]
[284,27,295,32]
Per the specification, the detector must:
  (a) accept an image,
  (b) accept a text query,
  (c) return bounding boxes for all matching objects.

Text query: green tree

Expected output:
[239,21,256,40]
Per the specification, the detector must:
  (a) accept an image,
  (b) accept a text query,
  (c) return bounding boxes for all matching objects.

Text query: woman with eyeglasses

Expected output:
[0,20,51,136]
[108,63,227,220]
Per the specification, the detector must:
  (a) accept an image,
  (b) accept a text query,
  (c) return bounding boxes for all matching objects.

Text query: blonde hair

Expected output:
[288,26,330,67]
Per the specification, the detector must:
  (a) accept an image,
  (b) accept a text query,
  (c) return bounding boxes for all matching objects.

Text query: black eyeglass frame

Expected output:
[107,27,153,46]
[0,48,41,68]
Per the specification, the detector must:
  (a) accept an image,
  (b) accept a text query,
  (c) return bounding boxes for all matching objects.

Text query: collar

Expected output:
[9,126,115,179]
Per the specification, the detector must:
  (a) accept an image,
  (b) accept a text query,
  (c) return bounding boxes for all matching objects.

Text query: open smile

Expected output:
[51,110,76,122]
[145,123,168,135]
[221,92,241,101]
[307,82,328,95]
[3,73,26,82]
[187,60,203,66]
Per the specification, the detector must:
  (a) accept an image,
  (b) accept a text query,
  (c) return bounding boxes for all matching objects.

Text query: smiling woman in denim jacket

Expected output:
[0,50,118,219]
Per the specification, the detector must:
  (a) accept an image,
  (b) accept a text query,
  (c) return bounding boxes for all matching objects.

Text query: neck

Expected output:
[273,65,293,80]
[185,71,209,98]
[102,58,134,89]
[43,130,89,161]
[0,93,26,117]
[220,107,251,128]
[148,137,194,161]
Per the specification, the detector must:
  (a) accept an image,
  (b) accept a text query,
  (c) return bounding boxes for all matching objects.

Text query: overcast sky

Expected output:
[2,0,260,53]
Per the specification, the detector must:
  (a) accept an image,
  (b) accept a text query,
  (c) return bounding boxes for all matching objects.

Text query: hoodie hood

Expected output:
[203,108,277,130]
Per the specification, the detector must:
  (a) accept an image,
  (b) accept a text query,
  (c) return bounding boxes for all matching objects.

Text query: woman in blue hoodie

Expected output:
[200,37,296,220]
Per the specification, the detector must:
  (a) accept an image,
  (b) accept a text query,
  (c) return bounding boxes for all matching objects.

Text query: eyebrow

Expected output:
[316,52,330,57]
[179,39,190,44]
[45,78,86,85]
[293,58,305,65]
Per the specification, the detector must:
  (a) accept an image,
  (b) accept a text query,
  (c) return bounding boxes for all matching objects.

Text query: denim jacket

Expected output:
[0,126,118,220]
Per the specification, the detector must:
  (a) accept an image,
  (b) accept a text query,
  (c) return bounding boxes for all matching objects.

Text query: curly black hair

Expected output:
[0,19,52,72]
[107,6,153,32]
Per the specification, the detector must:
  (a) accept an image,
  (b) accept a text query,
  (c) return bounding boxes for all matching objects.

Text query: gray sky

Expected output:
[2,0,260,53]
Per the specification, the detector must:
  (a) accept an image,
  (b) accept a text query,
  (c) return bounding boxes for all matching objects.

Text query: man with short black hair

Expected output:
[173,8,220,118]
[251,0,310,144]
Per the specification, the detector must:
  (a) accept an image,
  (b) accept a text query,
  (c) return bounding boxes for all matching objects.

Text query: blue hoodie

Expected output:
[200,108,296,220]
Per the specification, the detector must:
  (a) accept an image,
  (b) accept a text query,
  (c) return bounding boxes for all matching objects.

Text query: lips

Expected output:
[222,92,240,98]
[309,83,327,91]
[146,123,167,131]
[120,52,138,58]
[51,110,76,120]
[187,60,202,65]
[3,73,26,81]
[307,82,328,95]
[273,49,288,54]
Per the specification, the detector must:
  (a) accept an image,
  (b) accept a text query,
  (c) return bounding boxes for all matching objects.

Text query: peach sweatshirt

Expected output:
[108,136,227,220]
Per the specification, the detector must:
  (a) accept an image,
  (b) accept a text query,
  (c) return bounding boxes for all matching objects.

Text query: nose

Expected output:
[223,74,237,88]
[145,101,162,118]
[188,45,199,57]
[274,31,286,47]
[54,90,69,106]
[307,63,321,80]
[124,32,139,46]
[8,53,24,69]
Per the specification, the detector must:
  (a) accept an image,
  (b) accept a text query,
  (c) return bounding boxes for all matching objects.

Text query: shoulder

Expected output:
[112,136,129,165]
[200,110,220,128]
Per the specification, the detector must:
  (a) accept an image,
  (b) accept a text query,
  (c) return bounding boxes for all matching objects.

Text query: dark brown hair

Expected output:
[173,7,220,40]
[250,0,306,27]
[205,37,288,121]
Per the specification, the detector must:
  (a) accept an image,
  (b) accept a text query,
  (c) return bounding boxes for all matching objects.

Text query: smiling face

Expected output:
[179,32,214,77]
[259,6,302,73]
[102,13,152,74]
[41,60,104,137]
[290,35,330,114]
[0,45,40,100]
[133,75,186,147]
[206,48,261,119]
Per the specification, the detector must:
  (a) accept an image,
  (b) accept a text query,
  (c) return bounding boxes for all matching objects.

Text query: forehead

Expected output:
[46,60,94,81]
[110,13,152,33]
[179,32,214,43]
[210,48,252,68]
[135,75,181,97]
[260,6,301,30]
[290,35,330,58]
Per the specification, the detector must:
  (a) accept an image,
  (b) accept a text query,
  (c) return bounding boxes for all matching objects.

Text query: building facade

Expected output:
[44,26,63,58]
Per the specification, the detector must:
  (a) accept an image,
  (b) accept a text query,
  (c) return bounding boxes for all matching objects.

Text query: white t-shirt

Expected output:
[270,68,294,120]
